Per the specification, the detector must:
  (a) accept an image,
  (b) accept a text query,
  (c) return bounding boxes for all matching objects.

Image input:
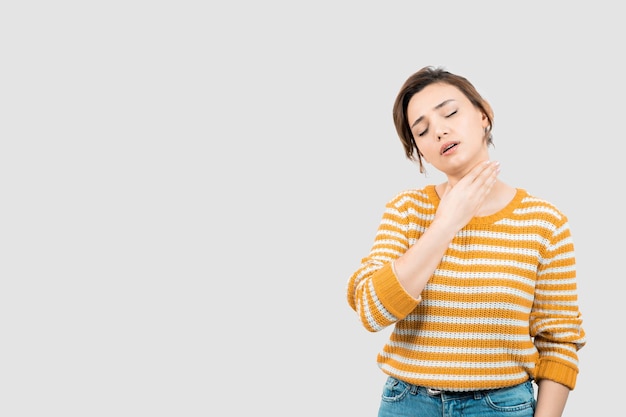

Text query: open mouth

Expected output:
[440,142,459,155]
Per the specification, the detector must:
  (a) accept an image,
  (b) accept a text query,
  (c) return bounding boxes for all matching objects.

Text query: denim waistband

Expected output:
[413,380,530,400]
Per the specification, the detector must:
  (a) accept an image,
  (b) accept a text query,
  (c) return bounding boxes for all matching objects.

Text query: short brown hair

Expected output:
[392,66,494,173]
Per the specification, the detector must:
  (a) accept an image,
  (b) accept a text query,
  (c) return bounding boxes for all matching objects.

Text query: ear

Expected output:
[481,101,494,129]
[481,112,490,129]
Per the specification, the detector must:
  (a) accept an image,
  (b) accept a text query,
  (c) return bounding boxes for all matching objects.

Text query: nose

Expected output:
[435,129,448,141]
[433,121,448,141]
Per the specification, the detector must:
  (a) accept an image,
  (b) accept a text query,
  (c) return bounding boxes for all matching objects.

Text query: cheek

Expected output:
[474,113,489,131]
[460,118,485,138]
[415,141,436,161]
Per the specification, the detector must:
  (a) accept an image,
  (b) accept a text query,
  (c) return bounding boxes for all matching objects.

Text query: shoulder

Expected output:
[517,189,569,224]
[386,185,435,211]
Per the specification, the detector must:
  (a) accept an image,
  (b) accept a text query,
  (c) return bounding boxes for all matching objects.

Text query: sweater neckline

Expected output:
[424,184,527,225]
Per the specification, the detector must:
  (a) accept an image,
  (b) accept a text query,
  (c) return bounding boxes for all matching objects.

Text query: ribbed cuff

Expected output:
[371,263,420,319]
[535,357,579,390]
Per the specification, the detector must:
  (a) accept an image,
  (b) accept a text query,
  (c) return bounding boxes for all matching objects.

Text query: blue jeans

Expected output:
[378,377,536,417]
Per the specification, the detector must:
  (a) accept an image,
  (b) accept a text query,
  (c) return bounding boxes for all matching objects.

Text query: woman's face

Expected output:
[406,82,490,178]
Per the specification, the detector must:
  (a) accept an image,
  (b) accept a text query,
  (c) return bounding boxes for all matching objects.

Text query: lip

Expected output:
[440,141,460,155]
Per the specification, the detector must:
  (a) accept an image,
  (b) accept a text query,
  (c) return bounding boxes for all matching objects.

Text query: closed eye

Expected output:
[446,110,457,118]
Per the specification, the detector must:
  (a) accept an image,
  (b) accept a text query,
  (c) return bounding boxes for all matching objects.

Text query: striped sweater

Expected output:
[347,185,586,391]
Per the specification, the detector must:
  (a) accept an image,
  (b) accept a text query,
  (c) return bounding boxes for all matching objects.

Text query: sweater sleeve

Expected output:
[530,215,586,389]
[346,199,421,332]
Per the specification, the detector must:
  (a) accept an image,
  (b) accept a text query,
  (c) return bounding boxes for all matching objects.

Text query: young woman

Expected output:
[346,66,586,417]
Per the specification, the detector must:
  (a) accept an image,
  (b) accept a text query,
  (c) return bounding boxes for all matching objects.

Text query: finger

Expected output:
[458,160,495,185]
[478,163,500,195]
[473,160,500,185]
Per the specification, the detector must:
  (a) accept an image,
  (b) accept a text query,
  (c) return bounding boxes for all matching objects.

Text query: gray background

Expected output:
[1,1,619,416]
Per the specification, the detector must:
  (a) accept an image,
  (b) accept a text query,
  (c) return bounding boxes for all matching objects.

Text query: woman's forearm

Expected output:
[534,379,570,417]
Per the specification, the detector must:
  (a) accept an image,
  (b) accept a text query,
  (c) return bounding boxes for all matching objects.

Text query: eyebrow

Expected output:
[410,99,456,129]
